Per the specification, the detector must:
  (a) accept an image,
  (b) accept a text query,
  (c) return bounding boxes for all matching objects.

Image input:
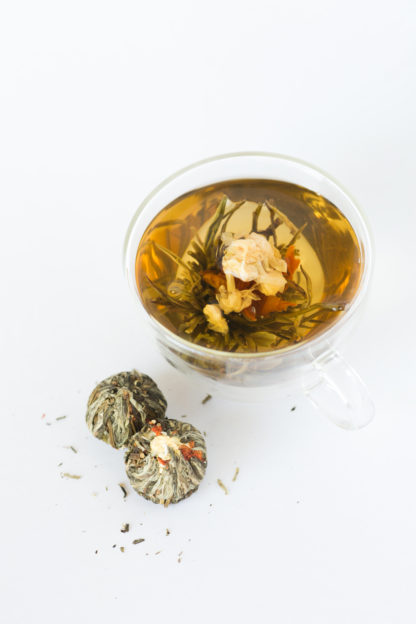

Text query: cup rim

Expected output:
[123,151,373,360]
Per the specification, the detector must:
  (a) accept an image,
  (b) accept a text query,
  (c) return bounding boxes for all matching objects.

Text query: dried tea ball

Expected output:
[124,418,207,505]
[86,370,167,449]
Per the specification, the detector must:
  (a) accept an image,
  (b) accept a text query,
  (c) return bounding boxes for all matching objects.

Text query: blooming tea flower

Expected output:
[221,232,287,296]
[203,303,229,334]
[216,283,259,314]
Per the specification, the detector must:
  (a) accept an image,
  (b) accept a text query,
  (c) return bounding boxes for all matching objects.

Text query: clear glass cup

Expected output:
[123,152,374,430]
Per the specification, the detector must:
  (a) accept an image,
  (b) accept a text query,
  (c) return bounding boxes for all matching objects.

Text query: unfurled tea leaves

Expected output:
[136,178,363,353]
[137,195,345,353]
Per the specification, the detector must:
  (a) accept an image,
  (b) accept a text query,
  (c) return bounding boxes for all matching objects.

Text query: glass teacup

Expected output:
[123,152,373,430]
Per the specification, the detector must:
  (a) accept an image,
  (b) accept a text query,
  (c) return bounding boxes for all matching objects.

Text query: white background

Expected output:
[1,1,416,622]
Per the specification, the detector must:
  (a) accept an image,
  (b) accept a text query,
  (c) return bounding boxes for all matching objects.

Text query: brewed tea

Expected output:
[135,179,362,353]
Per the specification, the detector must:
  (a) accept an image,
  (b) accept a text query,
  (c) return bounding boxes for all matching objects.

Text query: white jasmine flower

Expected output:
[203,304,229,335]
[221,232,287,296]
[150,433,181,462]
[216,285,259,315]
[257,270,287,296]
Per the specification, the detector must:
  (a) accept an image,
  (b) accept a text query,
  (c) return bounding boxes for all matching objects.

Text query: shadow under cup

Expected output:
[124,153,373,429]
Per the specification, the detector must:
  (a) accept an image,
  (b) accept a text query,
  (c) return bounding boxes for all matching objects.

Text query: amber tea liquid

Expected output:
[135,179,362,352]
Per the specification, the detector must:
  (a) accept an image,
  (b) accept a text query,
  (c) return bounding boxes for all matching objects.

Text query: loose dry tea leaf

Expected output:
[120,547,125,553]
[119,483,128,499]
[232,467,240,482]
[217,479,228,495]
[125,418,207,505]
[120,523,129,533]
[86,370,168,449]
[61,472,82,480]
[155,551,161,555]
[56,415,67,421]
[202,394,212,405]
[132,538,145,545]
[291,406,296,411]
[64,445,78,454]
[166,528,170,536]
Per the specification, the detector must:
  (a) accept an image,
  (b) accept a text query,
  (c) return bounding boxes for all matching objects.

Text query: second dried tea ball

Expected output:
[124,418,207,505]
[86,370,167,449]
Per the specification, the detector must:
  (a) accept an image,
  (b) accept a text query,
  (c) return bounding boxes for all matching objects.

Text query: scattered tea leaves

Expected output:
[166,529,170,536]
[217,479,228,495]
[120,547,125,553]
[56,415,67,421]
[120,523,130,533]
[232,467,240,482]
[291,406,296,412]
[132,539,145,545]
[64,445,78,454]
[119,483,128,499]
[61,472,81,480]
[202,394,212,405]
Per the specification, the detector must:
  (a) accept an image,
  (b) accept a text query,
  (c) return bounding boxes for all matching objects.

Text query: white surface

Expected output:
[1,1,416,622]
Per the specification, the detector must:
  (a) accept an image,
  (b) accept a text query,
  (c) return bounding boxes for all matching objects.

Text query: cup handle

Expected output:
[303,350,374,430]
